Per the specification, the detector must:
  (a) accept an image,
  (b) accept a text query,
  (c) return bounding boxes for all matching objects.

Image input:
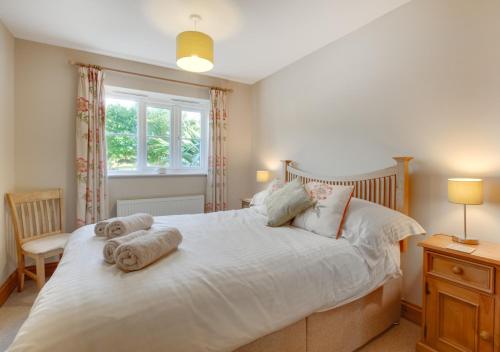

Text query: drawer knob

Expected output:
[480,330,491,342]
[452,266,463,275]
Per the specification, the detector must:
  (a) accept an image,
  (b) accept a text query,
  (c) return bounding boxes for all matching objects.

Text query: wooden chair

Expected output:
[6,189,69,291]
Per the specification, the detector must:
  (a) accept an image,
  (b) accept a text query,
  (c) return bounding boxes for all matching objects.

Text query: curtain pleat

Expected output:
[76,66,108,226]
[205,89,228,212]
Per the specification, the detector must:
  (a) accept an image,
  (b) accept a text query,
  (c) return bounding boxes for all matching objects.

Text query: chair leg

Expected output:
[35,255,46,289]
[17,253,25,292]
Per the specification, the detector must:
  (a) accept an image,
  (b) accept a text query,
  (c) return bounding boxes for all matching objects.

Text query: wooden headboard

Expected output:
[280,157,413,252]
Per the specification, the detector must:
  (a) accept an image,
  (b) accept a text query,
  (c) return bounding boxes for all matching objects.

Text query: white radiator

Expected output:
[117,195,204,217]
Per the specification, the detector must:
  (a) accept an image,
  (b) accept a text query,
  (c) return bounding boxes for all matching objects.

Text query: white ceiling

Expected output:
[0,0,409,84]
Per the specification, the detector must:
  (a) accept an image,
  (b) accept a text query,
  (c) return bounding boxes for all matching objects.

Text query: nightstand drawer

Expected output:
[427,252,494,293]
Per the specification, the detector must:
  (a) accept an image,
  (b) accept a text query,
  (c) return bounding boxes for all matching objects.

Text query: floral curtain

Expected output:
[76,66,108,226]
[205,88,228,212]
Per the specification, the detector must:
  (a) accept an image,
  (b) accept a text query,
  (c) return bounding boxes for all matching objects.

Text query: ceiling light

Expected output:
[176,14,214,73]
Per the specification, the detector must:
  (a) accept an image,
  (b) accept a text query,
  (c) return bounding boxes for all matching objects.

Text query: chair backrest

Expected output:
[6,189,65,245]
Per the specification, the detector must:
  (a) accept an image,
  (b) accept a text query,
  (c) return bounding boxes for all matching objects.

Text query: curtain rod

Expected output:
[68,60,233,93]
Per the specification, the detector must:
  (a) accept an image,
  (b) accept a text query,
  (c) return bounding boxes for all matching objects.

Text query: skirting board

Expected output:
[0,262,59,307]
[401,299,422,325]
[0,271,17,308]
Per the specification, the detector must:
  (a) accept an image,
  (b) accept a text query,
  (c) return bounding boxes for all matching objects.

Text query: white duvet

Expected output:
[8,209,401,352]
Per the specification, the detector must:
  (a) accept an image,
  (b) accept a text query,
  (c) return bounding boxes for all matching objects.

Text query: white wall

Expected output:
[0,21,16,283]
[14,40,253,233]
[251,0,500,305]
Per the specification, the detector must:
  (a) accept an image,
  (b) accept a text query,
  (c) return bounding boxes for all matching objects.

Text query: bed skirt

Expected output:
[236,277,402,352]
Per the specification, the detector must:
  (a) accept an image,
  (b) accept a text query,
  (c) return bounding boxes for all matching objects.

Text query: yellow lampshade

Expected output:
[256,170,270,183]
[448,178,483,205]
[176,31,214,73]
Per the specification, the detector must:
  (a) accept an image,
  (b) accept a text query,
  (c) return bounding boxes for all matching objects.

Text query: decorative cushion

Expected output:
[265,178,315,227]
[293,182,354,238]
[22,233,70,254]
[250,179,284,215]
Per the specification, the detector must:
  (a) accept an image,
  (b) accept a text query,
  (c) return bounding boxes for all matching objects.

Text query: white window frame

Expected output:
[105,86,209,177]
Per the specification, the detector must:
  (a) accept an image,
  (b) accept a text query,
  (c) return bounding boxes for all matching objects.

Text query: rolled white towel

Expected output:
[103,229,149,264]
[94,218,115,236]
[105,213,154,239]
[114,227,182,272]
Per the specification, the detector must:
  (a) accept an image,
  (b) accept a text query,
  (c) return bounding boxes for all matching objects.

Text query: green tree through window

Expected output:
[106,99,138,170]
[147,107,170,167]
[181,111,202,167]
[104,91,207,174]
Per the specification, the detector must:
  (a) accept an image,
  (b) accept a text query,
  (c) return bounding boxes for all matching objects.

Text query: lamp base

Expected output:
[452,235,479,245]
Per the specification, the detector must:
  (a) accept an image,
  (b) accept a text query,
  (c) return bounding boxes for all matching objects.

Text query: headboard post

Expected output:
[280,160,292,183]
[393,157,412,253]
[393,156,413,216]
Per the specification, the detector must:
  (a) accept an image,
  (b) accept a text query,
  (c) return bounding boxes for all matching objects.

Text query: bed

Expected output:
[8,157,416,352]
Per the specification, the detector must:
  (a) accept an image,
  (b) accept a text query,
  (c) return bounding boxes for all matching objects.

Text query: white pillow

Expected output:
[249,179,283,215]
[293,182,354,238]
[250,190,268,206]
[341,198,426,267]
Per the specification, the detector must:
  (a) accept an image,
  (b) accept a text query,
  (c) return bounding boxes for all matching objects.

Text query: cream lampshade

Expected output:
[448,178,483,244]
[256,170,270,183]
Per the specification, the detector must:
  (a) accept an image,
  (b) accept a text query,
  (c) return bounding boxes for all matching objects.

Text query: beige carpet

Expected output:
[0,282,420,351]
[357,318,420,352]
[0,281,38,351]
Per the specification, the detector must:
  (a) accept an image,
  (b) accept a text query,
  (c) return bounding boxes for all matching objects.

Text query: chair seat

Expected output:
[22,233,70,254]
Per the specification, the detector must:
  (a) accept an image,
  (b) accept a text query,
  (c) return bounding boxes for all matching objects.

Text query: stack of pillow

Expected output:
[250,178,425,261]
[251,178,355,237]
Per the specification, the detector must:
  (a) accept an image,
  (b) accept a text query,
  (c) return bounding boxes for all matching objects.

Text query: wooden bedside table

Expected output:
[241,198,251,208]
[417,234,500,352]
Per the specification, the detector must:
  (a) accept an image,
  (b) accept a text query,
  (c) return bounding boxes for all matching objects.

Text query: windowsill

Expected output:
[108,172,207,179]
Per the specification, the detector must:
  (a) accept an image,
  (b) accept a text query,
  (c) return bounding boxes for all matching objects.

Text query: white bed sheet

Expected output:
[8,208,401,352]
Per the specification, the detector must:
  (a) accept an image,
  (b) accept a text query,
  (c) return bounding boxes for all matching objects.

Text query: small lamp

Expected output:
[256,170,270,183]
[448,178,483,244]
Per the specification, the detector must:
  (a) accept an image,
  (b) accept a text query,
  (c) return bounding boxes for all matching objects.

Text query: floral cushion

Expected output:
[293,182,354,238]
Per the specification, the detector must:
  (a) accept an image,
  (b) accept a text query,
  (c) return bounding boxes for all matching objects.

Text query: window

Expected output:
[105,87,209,175]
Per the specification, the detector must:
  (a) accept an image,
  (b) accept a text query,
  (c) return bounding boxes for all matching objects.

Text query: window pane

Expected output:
[181,139,201,167]
[106,134,137,170]
[147,107,171,167]
[147,137,170,167]
[105,98,138,171]
[181,111,201,139]
[106,98,138,134]
[147,107,171,137]
[181,111,202,167]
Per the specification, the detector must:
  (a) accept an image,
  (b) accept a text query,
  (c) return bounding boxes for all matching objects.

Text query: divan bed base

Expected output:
[236,277,402,352]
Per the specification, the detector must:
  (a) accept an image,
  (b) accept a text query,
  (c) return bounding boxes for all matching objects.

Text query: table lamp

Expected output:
[256,170,270,183]
[448,178,483,244]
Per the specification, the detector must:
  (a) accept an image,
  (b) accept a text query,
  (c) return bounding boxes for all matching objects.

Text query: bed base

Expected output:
[236,277,402,352]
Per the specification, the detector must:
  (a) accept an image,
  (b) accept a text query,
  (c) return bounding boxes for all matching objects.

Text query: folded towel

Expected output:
[105,213,154,239]
[103,229,149,264]
[114,227,182,272]
[94,218,115,236]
